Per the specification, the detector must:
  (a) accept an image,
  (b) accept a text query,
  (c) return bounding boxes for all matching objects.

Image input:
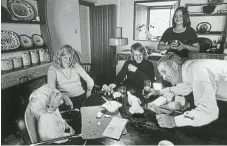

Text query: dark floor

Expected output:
[2,134,23,145]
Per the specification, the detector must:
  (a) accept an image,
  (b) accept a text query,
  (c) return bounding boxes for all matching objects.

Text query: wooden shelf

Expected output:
[1,62,51,75]
[188,52,226,60]
[197,31,226,35]
[1,45,47,53]
[186,2,227,50]
[186,3,227,6]
[1,20,45,24]
[1,62,52,89]
[189,13,227,16]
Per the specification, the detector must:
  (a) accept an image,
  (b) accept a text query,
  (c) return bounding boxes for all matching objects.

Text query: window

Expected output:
[134,1,179,41]
[148,8,172,40]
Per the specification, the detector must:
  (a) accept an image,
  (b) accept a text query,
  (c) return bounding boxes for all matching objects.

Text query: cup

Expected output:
[172,40,180,47]
[143,80,152,107]
[143,80,151,96]
[153,82,162,90]
[118,86,127,98]
[158,140,174,146]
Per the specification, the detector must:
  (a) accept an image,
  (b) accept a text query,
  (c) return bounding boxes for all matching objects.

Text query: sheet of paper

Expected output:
[81,106,126,139]
[102,117,128,140]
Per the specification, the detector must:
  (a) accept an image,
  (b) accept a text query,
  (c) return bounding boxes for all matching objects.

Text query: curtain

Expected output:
[90,5,116,85]
[135,4,148,40]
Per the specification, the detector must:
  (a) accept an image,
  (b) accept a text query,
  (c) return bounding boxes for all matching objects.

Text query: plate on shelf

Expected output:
[31,34,44,47]
[1,30,20,50]
[19,35,33,48]
[7,0,35,21]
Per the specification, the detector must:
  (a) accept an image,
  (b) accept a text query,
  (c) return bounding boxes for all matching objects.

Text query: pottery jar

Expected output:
[22,51,31,67]
[12,57,23,68]
[39,49,45,62]
[1,59,13,71]
[30,50,40,64]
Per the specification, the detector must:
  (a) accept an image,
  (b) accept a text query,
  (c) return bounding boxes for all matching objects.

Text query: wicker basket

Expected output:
[188,52,226,60]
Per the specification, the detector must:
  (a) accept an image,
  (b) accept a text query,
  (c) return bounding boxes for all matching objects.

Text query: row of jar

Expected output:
[1,49,51,71]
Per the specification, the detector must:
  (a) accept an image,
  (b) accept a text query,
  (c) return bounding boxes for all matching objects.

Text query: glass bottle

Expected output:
[212,40,217,53]
[216,36,223,53]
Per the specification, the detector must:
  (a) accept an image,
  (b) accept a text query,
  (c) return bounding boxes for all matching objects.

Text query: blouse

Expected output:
[160,27,198,57]
[48,63,94,97]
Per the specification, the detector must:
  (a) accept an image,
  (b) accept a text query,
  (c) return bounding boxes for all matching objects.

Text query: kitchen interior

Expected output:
[1,0,227,145]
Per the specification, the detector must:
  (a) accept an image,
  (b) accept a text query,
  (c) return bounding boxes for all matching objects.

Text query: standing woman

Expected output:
[103,42,155,98]
[157,7,200,58]
[47,45,94,109]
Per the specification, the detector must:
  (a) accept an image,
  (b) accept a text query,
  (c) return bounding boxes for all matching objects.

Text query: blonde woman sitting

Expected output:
[28,85,75,143]
[48,45,94,109]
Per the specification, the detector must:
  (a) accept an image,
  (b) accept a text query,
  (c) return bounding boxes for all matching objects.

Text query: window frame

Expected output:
[133,0,180,41]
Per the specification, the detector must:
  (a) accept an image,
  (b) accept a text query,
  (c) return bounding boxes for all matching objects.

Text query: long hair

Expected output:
[172,7,191,28]
[130,42,147,60]
[53,45,81,69]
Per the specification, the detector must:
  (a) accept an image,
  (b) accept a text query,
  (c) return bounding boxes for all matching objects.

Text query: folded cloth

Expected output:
[127,91,144,114]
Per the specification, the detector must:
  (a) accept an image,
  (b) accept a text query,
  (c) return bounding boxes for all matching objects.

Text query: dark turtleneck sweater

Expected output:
[114,59,155,95]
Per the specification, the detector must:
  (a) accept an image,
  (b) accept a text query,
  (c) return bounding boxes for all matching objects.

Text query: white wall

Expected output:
[96,0,158,52]
[47,0,82,54]
[79,5,91,63]
[100,0,227,54]
[116,0,159,52]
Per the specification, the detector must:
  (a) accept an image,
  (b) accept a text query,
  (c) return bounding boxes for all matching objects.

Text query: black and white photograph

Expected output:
[1,0,227,145]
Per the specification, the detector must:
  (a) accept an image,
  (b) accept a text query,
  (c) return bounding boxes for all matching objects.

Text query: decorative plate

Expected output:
[1,30,20,50]
[19,35,33,48]
[31,34,44,47]
[7,0,35,21]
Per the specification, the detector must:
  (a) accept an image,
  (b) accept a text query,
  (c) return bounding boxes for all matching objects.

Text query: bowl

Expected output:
[112,91,122,99]
[203,5,216,14]
[158,140,174,146]
[102,101,122,113]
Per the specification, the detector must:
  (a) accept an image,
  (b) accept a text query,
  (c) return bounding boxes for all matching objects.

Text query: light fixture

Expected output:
[109,27,128,46]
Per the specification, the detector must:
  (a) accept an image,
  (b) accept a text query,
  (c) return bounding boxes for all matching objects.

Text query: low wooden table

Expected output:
[76,93,227,145]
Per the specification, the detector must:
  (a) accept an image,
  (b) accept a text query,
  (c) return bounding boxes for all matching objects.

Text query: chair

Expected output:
[198,37,212,53]
[81,63,101,92]
[22,106,83,145]
[17,86,84,145]
[81,63,92,75]
[74,49,101,91]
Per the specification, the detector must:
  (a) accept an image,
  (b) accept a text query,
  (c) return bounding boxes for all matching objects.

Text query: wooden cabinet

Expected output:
[186,3,227,53]
[1,0,53,90]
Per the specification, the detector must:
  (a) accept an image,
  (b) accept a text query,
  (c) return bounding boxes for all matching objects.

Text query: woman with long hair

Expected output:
[157,7,200,58]
[47,45,94,109]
